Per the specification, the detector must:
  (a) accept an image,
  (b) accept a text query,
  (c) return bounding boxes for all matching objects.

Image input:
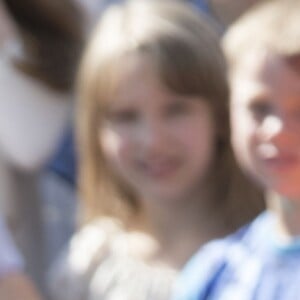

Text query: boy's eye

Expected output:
[288,101,300,119]
[248,101,272,120]
[291,108,300,119]
[107,109,138,124]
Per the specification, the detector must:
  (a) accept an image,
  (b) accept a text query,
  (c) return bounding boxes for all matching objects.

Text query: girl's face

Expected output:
[99,54,216,206]
[231,51,300,199]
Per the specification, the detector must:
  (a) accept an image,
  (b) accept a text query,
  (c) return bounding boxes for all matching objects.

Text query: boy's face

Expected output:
[230,50,300,199]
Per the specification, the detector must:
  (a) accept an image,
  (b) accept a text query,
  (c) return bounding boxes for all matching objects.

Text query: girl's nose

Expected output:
[140,119,167,150]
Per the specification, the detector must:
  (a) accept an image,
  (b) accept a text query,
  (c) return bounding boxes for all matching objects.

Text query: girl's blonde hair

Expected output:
[77,0,264,226]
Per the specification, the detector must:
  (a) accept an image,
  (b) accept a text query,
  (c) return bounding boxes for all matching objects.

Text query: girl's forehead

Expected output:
[107,55,178,102]
[95,53,160,104]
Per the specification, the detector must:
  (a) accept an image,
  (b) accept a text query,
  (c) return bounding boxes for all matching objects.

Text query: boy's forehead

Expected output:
[231,48,268,78]
[232,49,300,84]
[230,49,300,103]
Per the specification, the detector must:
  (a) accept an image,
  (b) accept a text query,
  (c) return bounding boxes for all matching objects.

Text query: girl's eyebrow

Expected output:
[284,54,300,76]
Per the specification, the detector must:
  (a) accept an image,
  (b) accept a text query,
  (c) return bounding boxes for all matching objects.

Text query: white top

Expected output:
[48,218,177,300]
[0,41,72,171]
[0,216,24,278]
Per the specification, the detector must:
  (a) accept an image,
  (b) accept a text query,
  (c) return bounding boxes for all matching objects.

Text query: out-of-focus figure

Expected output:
[0,0,83,292]
[0,215,43,300]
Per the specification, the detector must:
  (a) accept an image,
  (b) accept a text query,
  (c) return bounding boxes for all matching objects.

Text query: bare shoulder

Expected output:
[0,273,42,300]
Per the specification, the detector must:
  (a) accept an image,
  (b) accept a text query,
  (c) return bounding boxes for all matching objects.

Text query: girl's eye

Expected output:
[107,109,138,124]
[166,101,190,117]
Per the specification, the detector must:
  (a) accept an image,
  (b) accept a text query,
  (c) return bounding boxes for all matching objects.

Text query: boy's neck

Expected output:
[267,191,300,239]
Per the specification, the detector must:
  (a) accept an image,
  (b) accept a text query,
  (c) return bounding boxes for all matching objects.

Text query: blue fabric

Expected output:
[47,126,77,186]
[190,0,211,13]
[173,211,300,300]
[190,0,224,34]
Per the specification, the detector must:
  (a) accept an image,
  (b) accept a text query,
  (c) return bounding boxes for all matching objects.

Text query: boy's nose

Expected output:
[259,115,284,141]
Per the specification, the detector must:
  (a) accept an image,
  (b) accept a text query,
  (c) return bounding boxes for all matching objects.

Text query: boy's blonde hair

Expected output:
[223,0,300,75]
[77,0,264,226]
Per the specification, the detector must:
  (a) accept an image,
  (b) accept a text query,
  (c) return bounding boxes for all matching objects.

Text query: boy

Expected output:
[173,0,300,299]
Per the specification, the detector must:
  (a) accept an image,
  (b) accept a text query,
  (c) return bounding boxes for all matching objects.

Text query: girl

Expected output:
[48,1,263,299]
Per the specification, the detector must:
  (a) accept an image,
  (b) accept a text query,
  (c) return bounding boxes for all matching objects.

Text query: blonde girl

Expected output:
[48,1,263,299]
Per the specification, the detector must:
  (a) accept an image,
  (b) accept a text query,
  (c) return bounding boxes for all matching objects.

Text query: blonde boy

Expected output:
[173,1,300,299]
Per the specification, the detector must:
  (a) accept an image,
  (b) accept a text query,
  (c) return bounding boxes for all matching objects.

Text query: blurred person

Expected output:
[40,0,119,272]
[47,1,263,299]
[0,0,83,291]
[173,1,300,299]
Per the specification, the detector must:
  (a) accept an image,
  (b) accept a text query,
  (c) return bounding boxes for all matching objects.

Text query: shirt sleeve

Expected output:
[0,217,24,278]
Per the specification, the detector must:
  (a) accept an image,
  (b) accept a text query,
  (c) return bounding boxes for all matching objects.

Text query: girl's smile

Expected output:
[135,155,182,180]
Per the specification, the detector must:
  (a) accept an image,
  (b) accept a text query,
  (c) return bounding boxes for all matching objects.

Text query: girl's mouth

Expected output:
[138,158,180,179]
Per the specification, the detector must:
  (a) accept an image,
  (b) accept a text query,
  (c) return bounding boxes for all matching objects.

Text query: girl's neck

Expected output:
[267,191,300,239]
[127,191,228,269]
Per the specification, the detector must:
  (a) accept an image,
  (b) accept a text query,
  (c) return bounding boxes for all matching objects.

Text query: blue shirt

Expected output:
[173,212,300,300]
[190,0,211,13]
